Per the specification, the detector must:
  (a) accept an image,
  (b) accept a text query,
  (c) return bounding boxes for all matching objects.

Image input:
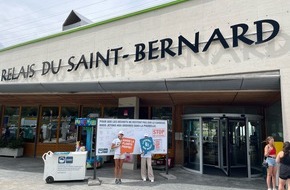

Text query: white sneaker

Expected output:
[143,178,146,181]
[150,179,154,182]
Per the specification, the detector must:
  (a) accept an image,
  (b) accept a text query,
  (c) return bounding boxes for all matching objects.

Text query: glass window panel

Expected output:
[59,107,79,144]
[151,107,173,149]
[40,107,59,143]
[139,107,149,119]
[183,119,201,171]
[265,101,283,141]
[248,120,262,175]
[82,107,101,118]
[20,107,38,142]
[202,118,218,166]
[3,106,20,139]
[103,107,118,118]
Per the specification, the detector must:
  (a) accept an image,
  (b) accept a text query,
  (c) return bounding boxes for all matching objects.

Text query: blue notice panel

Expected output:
[140,137,155,155]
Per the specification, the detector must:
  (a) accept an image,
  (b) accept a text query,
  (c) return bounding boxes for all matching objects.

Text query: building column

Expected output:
[280,69,290,140]
[118,97,139,170]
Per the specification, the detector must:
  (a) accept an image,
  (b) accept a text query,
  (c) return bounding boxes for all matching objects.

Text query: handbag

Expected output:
[262,157,268,168]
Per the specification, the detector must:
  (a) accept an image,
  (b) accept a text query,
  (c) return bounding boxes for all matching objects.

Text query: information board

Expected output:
[96,119,168,155]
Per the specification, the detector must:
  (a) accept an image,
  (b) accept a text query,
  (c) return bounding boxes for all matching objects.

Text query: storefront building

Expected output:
[0,0,288,178]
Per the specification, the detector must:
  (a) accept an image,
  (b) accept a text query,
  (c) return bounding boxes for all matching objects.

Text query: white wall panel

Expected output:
[0,0,289,83]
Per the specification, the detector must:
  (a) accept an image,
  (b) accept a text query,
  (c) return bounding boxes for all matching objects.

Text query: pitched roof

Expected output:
[62,10,92,30]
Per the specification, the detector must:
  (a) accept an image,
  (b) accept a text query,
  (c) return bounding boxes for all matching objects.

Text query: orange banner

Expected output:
[120,137,135,154]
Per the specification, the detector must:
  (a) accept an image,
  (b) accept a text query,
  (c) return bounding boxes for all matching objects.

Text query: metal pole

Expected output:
[93,121,97,180]
[33,128,38,158]
[88,119,101,186]
[166,153,168,174]
[93,154,96,180]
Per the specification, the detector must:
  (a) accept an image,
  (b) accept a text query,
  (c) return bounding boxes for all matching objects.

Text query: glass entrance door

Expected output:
[183,114,262,178]
[228,119,247,177]
[220,118,229,175]
[183,118,202,173]
[210,118,247,177]
[247,118,262,177]
[202,118,219,166]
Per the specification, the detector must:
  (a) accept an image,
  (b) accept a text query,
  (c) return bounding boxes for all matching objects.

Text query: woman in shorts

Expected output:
[264,136,277,190]
[111,130,125,184]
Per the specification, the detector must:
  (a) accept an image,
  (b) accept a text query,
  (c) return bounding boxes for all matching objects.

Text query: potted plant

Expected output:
[0,137,24,158]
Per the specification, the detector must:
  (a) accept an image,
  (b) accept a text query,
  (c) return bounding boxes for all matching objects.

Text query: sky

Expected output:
[0,0,175,49]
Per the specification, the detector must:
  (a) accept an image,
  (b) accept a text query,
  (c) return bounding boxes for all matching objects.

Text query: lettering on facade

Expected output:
[1,19,280,81]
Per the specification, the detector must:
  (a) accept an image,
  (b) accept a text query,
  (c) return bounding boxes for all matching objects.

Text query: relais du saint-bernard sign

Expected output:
[1,19,280,81]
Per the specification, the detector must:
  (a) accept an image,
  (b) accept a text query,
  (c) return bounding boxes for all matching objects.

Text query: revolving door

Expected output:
[183,114,262,178]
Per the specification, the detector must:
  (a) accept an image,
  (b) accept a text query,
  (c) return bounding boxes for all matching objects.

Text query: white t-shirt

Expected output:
[112,138,121,155]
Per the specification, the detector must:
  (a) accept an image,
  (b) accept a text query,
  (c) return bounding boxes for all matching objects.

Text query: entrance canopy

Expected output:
[0,71,280,106]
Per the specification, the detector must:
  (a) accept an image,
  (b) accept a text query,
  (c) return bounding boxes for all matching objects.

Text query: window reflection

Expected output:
[20,107,38,142]
[3,106,20,139]
[59,107,78,144]
[82,107,101,118]
[151,107,173,149]
[183,119,201,171]
[40,107,59,143]
[104,107,118,118]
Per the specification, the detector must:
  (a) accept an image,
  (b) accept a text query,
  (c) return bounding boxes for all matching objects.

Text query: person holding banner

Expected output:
[111,130,125,184]
[140,133,155,182]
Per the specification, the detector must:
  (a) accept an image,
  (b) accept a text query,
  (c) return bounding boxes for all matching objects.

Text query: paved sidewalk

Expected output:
[0,156,266,190]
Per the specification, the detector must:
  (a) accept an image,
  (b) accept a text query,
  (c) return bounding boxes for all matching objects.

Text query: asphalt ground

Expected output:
[0,156,267,190]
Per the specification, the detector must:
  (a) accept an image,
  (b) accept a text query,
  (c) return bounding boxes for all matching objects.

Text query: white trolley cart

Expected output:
[42,151,87,183]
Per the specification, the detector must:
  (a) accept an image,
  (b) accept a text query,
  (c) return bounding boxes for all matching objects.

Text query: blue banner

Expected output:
[75,118,96,127]
[140,137,155,155]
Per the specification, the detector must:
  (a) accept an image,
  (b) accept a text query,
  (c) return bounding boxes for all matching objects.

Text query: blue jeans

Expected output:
[266,157,276,167]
